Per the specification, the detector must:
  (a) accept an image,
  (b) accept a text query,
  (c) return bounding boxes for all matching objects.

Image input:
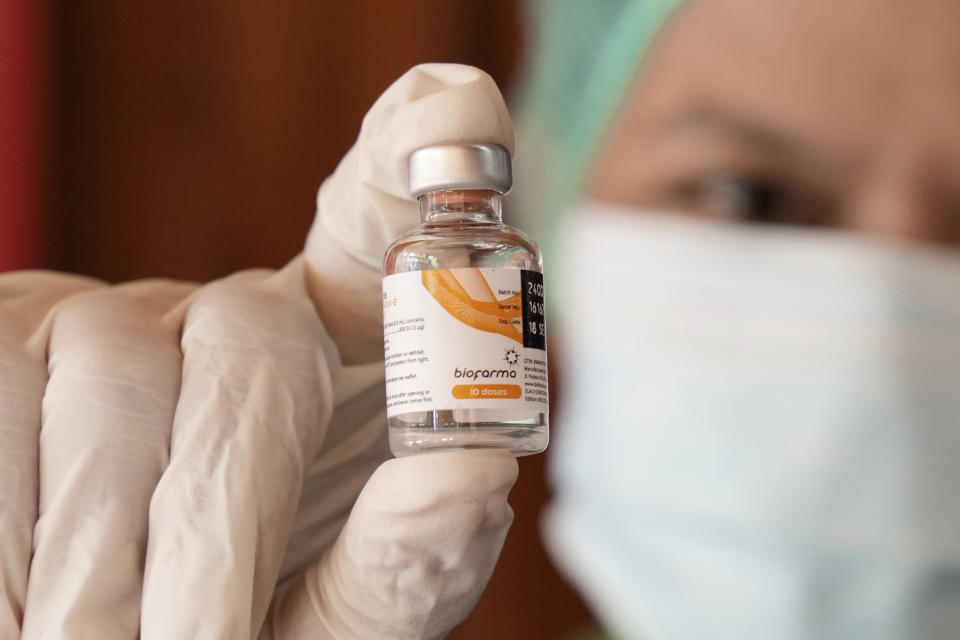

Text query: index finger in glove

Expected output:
[281,64,514,581]
[303,63,514,364]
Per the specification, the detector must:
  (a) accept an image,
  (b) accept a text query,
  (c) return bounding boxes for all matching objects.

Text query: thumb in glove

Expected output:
[263,450,519,640]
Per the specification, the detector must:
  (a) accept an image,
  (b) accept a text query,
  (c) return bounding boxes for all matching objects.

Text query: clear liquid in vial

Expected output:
[383,189,548,457]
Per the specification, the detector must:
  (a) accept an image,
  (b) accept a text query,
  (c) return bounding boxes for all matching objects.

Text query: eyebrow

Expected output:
[651,105,818,161]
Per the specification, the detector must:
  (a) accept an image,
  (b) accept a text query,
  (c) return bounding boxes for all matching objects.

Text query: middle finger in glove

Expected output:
[140,261,339,640]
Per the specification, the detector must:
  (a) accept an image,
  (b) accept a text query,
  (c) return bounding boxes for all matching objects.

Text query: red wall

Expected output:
[0,0,47,270]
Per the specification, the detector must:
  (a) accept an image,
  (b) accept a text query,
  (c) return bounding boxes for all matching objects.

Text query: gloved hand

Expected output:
[0,63,518,639]
[263,451,517,640]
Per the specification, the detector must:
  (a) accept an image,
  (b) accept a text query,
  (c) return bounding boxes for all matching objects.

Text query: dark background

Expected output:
[2,1,595,637]
[52,1,521,282]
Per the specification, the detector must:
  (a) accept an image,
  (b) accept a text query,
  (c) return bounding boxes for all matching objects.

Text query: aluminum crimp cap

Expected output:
[408,143,512,197]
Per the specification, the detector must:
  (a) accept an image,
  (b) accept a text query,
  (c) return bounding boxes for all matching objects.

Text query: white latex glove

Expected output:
[0,63,518,639]
[263,451,517,640]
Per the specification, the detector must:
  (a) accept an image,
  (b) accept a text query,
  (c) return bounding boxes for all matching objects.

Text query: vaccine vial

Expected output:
[382,143,549,456]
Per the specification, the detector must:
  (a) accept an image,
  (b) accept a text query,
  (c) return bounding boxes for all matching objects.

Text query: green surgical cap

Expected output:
[509,0,680,255]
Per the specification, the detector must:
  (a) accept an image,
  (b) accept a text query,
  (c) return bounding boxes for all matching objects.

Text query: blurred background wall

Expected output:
[0,1,595,637]
[49,1,518,282]
[0,0,48,270]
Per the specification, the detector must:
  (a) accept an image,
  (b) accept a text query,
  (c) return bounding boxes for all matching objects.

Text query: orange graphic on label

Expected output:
[421,269,523,343]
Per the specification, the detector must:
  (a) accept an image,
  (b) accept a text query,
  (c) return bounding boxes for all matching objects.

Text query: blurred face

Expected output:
[588,0,960,248]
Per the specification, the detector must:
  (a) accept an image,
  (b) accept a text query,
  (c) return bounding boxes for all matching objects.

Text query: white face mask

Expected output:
[545,200,960,640]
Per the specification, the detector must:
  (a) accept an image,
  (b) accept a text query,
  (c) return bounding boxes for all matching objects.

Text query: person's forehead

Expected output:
[652,0,960,78]
[624,0,960,157]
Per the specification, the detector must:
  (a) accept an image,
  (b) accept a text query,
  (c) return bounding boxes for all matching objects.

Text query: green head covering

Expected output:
[509,0,681,260]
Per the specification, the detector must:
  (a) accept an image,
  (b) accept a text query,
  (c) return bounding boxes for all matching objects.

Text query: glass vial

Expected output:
[382,144,549,456]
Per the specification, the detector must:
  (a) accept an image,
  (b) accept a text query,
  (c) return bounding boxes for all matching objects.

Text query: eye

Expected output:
[678,174,790,223]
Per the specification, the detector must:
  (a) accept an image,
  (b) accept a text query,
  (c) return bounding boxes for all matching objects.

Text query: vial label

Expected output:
[382,267,548,417]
